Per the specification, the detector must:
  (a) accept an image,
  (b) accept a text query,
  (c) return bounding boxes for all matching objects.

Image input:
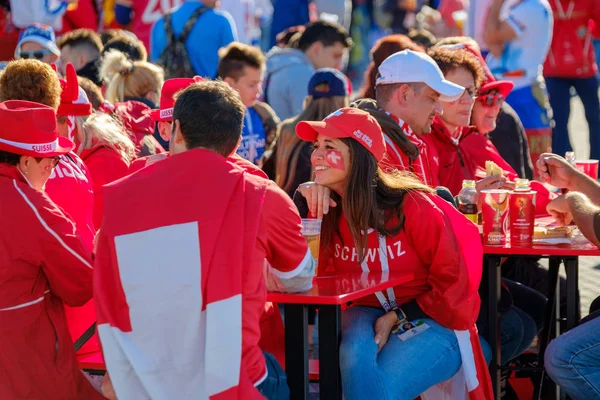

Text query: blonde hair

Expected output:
[274,94,349,193]
[101,50,164,103]
[76,112,136,163]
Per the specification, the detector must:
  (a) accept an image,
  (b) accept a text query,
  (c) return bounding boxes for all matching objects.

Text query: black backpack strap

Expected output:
[164,11,176,45]
[74,322,97,352]
[180,6,209,42]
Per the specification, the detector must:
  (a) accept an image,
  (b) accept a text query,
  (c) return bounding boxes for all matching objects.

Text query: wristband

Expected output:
[391,307,408,331]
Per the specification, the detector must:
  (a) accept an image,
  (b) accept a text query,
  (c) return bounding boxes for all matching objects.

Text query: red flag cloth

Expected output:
[427,118,554,214]
[94,148,266,398]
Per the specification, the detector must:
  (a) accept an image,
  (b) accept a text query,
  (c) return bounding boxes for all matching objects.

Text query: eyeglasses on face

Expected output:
[19,49,53,60]
[477,92,504,108]
[34,155,62,168]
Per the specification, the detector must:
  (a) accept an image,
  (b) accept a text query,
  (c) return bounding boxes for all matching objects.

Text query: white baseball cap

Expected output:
[376,50,465,102]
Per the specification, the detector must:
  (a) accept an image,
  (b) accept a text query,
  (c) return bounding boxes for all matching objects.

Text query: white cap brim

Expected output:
[427,78,465,102]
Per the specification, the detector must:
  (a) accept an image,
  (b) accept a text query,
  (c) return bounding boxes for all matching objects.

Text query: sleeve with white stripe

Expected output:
[14,181,93,306]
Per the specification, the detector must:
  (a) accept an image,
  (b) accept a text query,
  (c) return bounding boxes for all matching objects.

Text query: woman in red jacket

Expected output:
[75,111,136,228]
[296,107,492,400]
[0,100,103,399]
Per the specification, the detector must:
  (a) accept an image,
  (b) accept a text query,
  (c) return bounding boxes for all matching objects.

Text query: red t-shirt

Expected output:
[244,179,310,384]
[544,0,600,78]
[129,0,178,51]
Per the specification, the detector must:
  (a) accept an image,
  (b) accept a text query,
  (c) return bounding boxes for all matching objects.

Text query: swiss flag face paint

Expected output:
[326,150,345,170]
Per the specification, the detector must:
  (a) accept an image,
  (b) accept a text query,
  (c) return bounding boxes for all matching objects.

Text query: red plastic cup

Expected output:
[481,190,510,246]
[575,160,599,180]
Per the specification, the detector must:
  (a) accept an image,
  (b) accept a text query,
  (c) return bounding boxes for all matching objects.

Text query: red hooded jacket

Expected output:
[427,119,554,214]
[101,100,165,157]
[0,164,103,400]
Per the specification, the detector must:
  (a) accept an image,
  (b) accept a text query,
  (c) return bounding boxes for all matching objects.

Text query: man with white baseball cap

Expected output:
[353,49,465,186]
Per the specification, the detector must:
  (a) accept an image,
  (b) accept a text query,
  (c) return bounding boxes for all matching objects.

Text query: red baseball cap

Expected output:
[296,107,386,162]
[439,42,514,98]
[0,100,74,157]
[150,76,203,122]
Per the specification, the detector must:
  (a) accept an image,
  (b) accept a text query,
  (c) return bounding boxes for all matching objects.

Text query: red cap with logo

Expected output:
[150,76,204,122]
[0,100,74,157]
[296,107,386,161]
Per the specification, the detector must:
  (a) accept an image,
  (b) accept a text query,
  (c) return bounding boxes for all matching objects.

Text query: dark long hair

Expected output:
[321,139,434,262]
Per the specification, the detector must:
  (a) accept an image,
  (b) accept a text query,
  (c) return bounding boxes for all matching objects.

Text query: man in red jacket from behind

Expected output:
[95,80,313,399]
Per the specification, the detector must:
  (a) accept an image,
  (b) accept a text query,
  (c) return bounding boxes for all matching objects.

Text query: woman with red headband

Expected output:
[0,100,102,399]
[295,107,492,399]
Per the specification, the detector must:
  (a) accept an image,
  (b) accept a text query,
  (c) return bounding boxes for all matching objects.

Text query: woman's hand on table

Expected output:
[547,194,573,226]
[374,311,398,352]
[298,182,337,219]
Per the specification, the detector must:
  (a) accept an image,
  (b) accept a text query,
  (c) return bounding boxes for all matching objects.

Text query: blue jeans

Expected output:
[545,315,600,400]
[339,306,492,400]
[256,351,289,400]
[546,76,600,160]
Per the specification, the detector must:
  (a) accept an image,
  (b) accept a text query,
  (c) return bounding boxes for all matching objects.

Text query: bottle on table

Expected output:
[457,179,479,224]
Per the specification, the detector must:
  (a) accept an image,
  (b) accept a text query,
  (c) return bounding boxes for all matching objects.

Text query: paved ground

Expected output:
[564,93,600,316]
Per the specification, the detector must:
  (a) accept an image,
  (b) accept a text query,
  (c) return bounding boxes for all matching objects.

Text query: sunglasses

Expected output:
[477,93,504,108]
[19,49,53,60]
[34,155,62,168]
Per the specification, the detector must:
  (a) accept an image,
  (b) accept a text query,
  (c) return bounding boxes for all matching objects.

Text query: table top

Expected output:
[482,216,600,257]
[267,272,414,305]
[483,243,600,256]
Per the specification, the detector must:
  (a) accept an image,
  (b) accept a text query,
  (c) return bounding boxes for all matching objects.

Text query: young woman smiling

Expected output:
[296,107,492,399]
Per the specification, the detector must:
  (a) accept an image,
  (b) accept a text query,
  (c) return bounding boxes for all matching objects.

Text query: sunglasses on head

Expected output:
[477,92,504,108]
[19,49,53,60]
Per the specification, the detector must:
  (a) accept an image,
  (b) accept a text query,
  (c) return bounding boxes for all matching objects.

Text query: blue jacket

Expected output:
[264,47,314,120]
[150,1,237,78]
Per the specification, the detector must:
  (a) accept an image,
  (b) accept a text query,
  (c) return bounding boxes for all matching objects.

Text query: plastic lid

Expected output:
[462,179,476,187]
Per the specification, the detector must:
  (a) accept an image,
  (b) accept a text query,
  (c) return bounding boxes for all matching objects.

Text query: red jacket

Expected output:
[44,152,99,357]
[428,119,554,214]
[544,0,600,78]
[95,149,264,398]
[80,144,131,229]
[0,164,103,400]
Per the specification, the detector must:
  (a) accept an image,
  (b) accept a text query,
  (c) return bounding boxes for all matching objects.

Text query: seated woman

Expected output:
[426,46,554,215]
[0,100,102,399]
[295,107,492,399]
[100,50,165,156]
[262,68,350,198]
[426,46,547,367]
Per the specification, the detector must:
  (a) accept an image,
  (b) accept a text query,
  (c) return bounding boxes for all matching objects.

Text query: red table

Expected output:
[483,239,600,400]
[267,272,414,400]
